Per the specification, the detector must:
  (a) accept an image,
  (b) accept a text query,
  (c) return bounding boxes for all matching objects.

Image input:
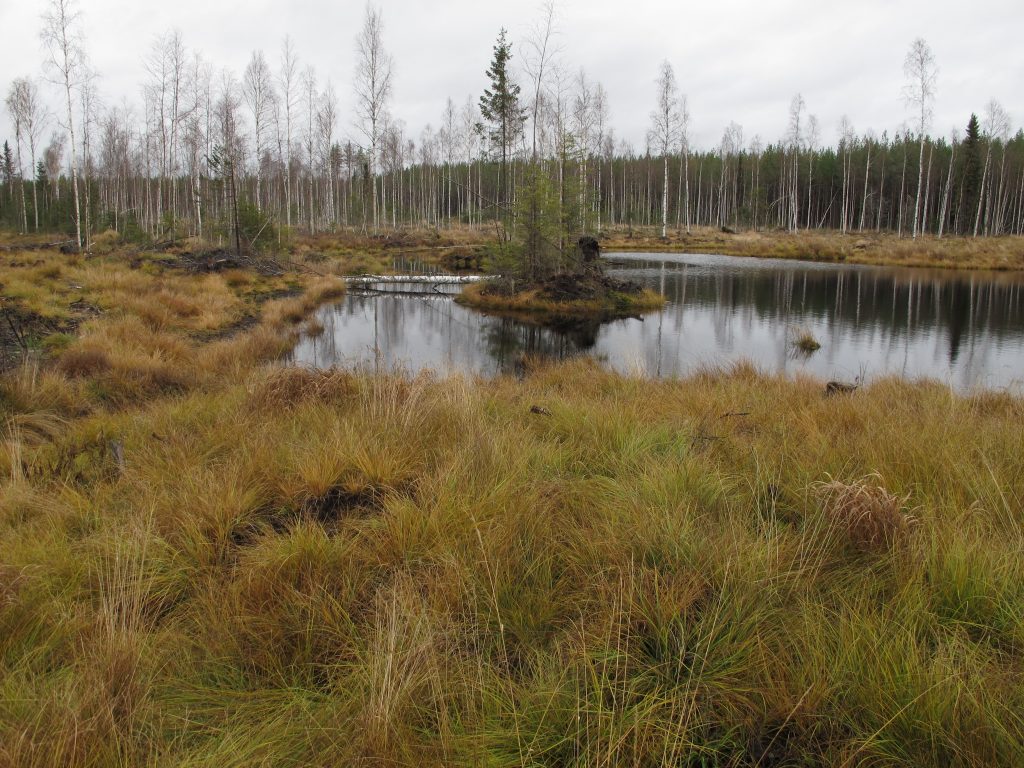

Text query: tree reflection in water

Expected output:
[290,254,1024,392]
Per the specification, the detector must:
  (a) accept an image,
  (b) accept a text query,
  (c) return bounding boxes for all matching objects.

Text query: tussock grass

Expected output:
[1,355,1022,765]
[790,326,822,353]
[0,237,1022,765]
[814,473,916,552]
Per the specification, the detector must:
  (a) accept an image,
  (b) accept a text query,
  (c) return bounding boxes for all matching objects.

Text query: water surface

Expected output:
[291,253,1024,391]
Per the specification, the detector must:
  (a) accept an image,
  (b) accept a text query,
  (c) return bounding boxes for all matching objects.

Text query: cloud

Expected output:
[1,0,1021,154]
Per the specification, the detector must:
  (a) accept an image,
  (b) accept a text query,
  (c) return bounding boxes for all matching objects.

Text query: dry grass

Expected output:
[0,234,1022,766]
[0,244,347,405]
[245,366,358,412]
[604,225,1024,271]
[815,473,916,552]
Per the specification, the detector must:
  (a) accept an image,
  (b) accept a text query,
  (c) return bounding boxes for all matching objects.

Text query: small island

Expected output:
[456,236,665,322]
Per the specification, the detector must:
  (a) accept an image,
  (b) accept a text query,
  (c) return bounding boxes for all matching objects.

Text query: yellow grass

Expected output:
[0,234,1022,766]
[604,226,1024,271]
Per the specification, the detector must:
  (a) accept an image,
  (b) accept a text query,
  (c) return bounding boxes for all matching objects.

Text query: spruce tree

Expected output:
[960,114,982,234]
[1,141,14,201]
[478,28,525,210]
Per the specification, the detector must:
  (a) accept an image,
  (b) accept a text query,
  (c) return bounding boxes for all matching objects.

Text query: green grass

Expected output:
[790,326,822,353]
[0,237,1022,766]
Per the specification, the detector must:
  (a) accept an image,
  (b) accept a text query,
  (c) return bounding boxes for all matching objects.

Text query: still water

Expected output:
[291,253,1024,391]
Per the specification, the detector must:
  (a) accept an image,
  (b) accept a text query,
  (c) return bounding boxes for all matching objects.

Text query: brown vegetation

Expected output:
[0,234,1021,766]
[456,272,665,321]
[604,226,1024,270]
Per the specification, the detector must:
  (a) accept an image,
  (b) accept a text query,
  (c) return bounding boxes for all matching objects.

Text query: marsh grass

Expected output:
[814,473,916,552]
[605,225,1024,271]
[789,326,822,354]
[0,239,1022,766]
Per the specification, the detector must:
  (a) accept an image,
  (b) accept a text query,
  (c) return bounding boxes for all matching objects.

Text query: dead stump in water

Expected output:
[577,236,602,274]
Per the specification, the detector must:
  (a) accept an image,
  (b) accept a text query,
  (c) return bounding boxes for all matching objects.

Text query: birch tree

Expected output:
[903,37,937,239]
[649,61,682,238]
[302,67,317,232]
[278,36,299,229]
[41,0,85,248]
[460,96,478,226]
[353,3,393,231]
[213,70,243,248]
[572,69,594,226]
[679,96,691,233]
[316,82,337,227]
[521,0,560,161]
[805,114,819,228]
[592,83,609,231]
[5,81,33,232]
[243,50,274,210]
[837,116,853,232]
[440,97,458,223]
[184,53,211,235]
[976,100,1010,235]
[166,30,188,221]
[144,31,186,231]
[859,130,875,232]
[78,67,100,247]
[19,80,48,232]
[785,94,805,231]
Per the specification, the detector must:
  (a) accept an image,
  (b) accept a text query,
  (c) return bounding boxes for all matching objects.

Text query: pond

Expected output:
[290,252,1024,391]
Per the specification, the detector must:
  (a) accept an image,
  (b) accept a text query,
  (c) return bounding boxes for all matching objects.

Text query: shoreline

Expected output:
[599,228,1024,272]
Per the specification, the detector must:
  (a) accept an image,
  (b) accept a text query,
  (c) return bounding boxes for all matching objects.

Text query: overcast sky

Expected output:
[1,0,1022,155]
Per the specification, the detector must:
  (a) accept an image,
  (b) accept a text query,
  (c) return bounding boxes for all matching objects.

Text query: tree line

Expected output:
[2,0,1022,251]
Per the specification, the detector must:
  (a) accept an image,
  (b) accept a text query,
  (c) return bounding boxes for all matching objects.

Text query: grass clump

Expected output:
[814,472,916,552]
[790,326,822,353]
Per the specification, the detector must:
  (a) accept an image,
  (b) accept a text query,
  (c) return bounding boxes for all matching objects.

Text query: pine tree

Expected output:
[960,114,982,234]
[478,28,525,210]
[1,141,16,222]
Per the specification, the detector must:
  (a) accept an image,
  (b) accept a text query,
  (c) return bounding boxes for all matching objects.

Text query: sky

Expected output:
[1,0,1022,155]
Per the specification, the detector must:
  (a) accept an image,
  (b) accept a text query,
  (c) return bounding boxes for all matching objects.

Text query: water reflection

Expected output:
[290,253,1024,391]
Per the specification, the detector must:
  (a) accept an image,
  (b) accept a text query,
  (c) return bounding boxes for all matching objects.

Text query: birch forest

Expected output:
[3,0,1023,250]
